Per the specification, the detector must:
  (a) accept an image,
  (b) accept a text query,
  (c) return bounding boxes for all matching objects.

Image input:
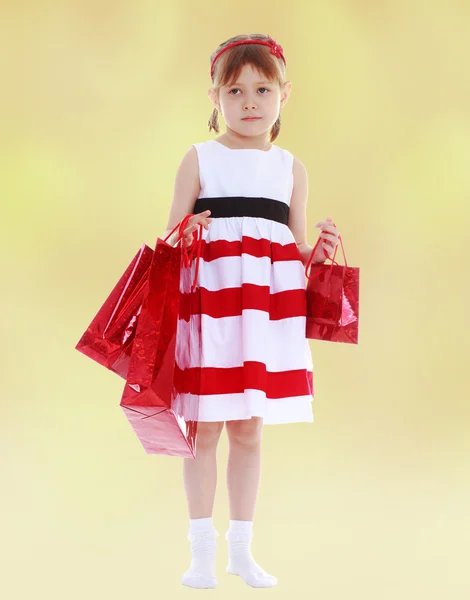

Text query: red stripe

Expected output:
[174,362,314,398]
[201,237,302,263]
[179,284,306,321]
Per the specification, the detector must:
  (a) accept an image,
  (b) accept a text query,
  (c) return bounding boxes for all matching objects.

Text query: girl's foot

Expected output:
[226,530,278,588]
[181,529,219,589]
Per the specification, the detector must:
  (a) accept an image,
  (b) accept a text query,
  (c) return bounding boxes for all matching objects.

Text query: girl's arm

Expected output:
[288,157,325,266]
[162,146,201,245]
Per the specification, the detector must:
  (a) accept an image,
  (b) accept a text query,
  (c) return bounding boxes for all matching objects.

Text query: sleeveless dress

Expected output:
[173,139,314,424]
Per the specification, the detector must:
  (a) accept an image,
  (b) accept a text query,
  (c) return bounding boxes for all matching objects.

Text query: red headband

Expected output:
[210,35,286,79]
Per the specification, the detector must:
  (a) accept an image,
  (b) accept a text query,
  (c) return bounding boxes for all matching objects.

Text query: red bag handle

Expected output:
[163,214,204,292]
[304,221,348,279]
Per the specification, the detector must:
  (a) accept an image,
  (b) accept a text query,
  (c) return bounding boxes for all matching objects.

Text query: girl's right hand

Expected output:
[182,210,212,247]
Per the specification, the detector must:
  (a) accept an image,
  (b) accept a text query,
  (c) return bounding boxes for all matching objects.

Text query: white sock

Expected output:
[226,520,278,588]
[181,517,219,589]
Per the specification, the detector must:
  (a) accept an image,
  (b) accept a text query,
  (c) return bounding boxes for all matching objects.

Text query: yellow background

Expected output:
[2,1,469,598]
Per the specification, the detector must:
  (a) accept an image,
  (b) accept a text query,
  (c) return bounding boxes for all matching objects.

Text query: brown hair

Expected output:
[208,33,287,143]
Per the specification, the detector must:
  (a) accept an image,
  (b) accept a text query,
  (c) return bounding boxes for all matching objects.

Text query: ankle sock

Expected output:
[226,520,278,588]
[188,517,215,537]
[181,517,219,589]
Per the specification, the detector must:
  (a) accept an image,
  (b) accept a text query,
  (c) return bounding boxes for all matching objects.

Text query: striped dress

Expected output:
[173,139,314,424]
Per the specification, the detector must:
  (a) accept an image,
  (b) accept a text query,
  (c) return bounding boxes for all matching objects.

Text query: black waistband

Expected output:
[193,196,289,225]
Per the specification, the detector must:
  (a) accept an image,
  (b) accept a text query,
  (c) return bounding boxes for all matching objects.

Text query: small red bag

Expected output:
[119,215,204,457]
[75,244,154,378]
[305,227,360,344]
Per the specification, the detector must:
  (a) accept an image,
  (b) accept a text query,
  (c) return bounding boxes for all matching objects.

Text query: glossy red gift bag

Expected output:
[120,215,203,457]
[305,229,360,344]
[75,244,154,378]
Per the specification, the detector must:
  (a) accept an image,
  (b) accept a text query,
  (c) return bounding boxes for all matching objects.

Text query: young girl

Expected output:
[163,33,340,589]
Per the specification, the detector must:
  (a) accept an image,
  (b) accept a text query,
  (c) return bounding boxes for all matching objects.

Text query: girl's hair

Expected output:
[208,33,287,143]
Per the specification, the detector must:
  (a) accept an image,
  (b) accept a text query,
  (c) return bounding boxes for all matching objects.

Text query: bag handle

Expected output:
[163,214,193,245]
[304,221,348,279]
[163,214,204,292]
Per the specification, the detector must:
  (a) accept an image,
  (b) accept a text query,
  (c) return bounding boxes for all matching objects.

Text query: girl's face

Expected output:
[210,63,291,139]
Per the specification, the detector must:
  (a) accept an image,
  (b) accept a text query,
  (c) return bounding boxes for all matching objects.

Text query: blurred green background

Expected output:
[1,1,469,598]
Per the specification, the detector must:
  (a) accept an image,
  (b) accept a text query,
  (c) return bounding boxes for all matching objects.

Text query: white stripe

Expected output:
[175,312,313,371]
[199,217,297,245]
[194,254,305,293]
[173,389,314,424]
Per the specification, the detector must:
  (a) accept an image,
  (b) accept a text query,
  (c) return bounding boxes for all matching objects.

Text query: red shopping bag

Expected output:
[305,227,359,344]
[75,244,154,378]
[120,215,204,457]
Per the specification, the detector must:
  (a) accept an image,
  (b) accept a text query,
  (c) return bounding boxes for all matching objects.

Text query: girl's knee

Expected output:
[196,421,224,448]
[226,416,263,446]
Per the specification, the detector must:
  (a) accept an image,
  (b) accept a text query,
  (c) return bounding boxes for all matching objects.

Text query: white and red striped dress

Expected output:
[174,139,314,424]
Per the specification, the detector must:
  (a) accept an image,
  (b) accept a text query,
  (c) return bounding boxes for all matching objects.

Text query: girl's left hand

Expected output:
[314,217,340,256]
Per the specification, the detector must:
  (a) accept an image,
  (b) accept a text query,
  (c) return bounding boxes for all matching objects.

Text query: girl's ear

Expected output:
[208,88,220,112]
[280,81,292,110]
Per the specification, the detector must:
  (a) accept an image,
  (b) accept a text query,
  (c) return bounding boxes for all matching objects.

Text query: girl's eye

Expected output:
[229,87,270,95]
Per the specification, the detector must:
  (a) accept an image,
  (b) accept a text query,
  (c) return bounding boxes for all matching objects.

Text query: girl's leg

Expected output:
[225,416,263,520]
[183,421,224,518]
[181,421,224,589]
[224,416,278,588]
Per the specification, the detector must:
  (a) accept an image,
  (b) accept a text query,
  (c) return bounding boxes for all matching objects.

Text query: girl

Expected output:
[163,33,340,589]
